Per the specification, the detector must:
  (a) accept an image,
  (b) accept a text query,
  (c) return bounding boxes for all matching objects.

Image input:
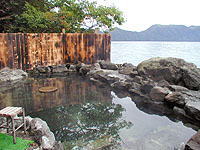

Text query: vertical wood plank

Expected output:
[0,33,110,70]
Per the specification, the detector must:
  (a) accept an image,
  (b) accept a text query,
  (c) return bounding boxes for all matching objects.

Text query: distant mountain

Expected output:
[110,25,200,41]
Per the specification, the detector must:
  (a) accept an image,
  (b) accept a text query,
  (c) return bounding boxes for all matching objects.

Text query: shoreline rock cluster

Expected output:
[0,57,200,150]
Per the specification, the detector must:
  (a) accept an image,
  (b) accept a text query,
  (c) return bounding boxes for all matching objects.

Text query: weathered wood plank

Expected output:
[0,33,111,70]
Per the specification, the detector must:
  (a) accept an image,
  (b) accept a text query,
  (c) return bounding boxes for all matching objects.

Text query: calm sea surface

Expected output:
[111,41,200,67]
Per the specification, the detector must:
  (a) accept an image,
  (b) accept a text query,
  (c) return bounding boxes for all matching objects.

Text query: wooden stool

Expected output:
[0,107,26,144]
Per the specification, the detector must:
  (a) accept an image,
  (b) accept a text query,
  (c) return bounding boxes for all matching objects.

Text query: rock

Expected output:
[140,83,155,94]
[79,64,92,75]
[168,85,189,92]
[165,92,186,107]
[93,63,101,70]
[35,66,51,74]
[51,65,68,73]
[150,86,170,101]
[185,131,200,150]
[130,82,141,90]
[173,106,187,116]
[111,80,131,90]
[88,69,129,85]
[129,89,145,97]
[165,90,200,121]
[137,57,200,90]
[98,60,118,70]
[182,68,200,90]
[53,141,64,150]
[69,64,76,71]
[157,80,170,87]
[129,71,138,78]
[75,63,83,72]
[121,63,136,69]
[0,67,28,83]
[185,101,200,121]
[118,63,137,75]
[132,76,145,84]
[30,118,55,149]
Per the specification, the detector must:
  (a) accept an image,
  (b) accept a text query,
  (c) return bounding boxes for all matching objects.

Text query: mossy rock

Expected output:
[39,86,58,93]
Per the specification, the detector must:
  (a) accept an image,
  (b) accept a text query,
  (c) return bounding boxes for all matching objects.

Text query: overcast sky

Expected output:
[96,0,200,31]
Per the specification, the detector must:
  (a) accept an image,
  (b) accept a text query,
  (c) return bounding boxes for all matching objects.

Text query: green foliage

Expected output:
[2,0,125,33]
[9,3,58,33]
[0,0,50,32]
[0,133,33,150]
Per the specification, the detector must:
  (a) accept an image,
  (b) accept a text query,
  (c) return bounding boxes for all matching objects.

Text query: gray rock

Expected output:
[185,131,200,150]
[165,92,186,107]
[93,63,101,70]
[185,101,200,121]
[88,69,129,85]
[165,90,200,121]
[140,83,155,94]
[168,85,189,92]
[111,80,131,90]
[35,66,51,73]
[129,71,138,78]
[129,89,145,97]
[79,64,92,75]
[0,67,28,83]
[173,106,187,116]
[157,80,170,87]
[130,82,141,90]
[30,118,55,149]
[98,60,118,70]
[118,63,137,75]
[132,76,145,84]
[182,68,200,90]
[53,141,64,150]
[137,57,200,90]
[69,64,76,71]
[51,65,68,73]
[150,86,170,101]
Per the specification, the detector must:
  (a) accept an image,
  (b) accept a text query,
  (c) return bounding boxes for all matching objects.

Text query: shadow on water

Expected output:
[0,75,198,149]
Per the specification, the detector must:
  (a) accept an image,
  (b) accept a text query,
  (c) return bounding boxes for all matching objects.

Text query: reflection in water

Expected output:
[0,75,112,113]
[0,76,197,149]
[31,101,132,149]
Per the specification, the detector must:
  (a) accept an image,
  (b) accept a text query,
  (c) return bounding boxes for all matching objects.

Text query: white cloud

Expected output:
[96,0,200,31]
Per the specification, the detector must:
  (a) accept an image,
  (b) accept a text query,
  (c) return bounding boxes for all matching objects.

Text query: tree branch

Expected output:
[0,15,13,21]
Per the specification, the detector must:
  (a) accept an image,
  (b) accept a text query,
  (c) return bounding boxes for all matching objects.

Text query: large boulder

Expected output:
[0,67,28,83]
[137,57,200,90]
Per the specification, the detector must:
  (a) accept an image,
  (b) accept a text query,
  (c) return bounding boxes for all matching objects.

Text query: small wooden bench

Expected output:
[0,107,26,144]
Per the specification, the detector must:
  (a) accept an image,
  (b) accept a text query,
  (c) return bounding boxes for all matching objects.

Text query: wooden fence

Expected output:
[0,33,110,70]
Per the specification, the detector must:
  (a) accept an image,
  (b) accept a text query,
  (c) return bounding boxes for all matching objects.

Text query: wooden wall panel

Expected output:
[0,34,8,68]
[0,33,111,70]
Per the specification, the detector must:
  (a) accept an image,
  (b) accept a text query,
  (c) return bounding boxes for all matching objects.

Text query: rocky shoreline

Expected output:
[0,57,200,150]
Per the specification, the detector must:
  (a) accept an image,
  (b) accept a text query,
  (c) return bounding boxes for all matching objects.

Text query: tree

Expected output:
[4,0,125,33]
[0,0,50,32]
